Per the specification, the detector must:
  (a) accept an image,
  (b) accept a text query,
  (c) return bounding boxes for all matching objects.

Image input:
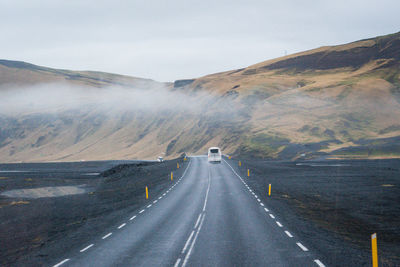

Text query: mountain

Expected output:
[174,31,400,159]
[1,32,400,162]
[0,59,162,89]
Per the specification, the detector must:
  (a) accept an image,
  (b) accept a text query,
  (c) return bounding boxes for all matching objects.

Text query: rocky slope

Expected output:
[1,32,400,162]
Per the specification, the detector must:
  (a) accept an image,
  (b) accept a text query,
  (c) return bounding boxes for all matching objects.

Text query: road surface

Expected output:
[52,156,325,267]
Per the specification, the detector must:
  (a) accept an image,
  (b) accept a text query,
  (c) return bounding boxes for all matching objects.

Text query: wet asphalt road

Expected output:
[52,156,324,267]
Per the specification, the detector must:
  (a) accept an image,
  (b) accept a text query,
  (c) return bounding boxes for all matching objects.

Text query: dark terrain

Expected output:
[1,157,399,266]
[228,157,400,266]
[0,158,187,266]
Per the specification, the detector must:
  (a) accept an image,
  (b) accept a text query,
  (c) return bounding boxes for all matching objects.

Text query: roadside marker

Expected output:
[171,172,173,181]
[239,161,241,167]
[268,184,271,196]
[247,169,250,177]
[371,233,378,267]
[146,186,149,199]
[177,163,180,169]
[228,156,231,159]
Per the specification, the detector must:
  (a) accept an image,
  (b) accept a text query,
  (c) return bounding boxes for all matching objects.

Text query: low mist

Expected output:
[0,83,236,116]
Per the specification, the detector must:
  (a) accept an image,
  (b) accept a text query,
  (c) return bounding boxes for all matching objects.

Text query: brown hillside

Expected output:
[1,32,400,162]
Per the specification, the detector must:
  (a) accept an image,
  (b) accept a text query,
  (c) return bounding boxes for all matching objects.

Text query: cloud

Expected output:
[0,82,235,117]
[0,0,399,81]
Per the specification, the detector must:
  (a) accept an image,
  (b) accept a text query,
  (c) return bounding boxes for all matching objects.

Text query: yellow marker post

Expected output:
[177,163,179,169]
[171,172,173,181]
[184,157,187,161]
[371,233,378,267]
[145,186,148,199]
[239,161,241,167]
[268,184,271,196]
[228,156,231,160]
[247,169,250,177]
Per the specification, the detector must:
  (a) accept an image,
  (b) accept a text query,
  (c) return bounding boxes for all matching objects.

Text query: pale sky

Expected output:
[0,0,399,82]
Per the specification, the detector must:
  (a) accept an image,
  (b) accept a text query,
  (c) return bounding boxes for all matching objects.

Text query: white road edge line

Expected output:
[118,223,126,229]
[296,242,309,251]
[53,258,70,267]
[285,231,293,238]
[102,233,112,239]
[314,259,326,267]
[80,244,94,252]
[276,221,283,227]
[181,230,195,253]
[174,258,182,267]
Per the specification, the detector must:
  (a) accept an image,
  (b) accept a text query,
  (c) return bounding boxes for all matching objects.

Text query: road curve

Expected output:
[52,156,325,267]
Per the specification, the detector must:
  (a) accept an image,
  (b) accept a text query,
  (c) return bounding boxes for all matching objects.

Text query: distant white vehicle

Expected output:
[208,147,222,163]
[157,156,164,162]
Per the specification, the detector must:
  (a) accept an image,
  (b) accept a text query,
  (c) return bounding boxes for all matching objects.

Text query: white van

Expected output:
[208,147,222,163]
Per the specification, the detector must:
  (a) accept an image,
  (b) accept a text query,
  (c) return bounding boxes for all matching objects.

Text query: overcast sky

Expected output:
[0,0,399,82]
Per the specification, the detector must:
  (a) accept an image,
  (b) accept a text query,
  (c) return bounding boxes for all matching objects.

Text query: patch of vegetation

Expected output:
[336,86,352,100]
[236,133,290,158]
[305,87,322,92]
[240,90,271,105]
[379,125,400,134]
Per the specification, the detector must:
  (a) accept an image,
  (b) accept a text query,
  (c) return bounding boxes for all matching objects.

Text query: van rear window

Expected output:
[210,149,219,153]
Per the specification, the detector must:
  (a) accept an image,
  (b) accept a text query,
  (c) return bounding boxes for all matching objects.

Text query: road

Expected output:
[52,156,325,267]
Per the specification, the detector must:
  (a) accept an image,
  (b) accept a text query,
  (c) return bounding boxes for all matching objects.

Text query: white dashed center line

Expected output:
[130,215,136,221]
[182,230,195,253]
[147,204,152,208]
[139,209,145,214]
[260,203,264,206]
[269,214,275,219]
[118,223,126,229]
[174,258,182,267]
[264,207,269,212]
[276,221,283,227]
[194,213,202,229]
